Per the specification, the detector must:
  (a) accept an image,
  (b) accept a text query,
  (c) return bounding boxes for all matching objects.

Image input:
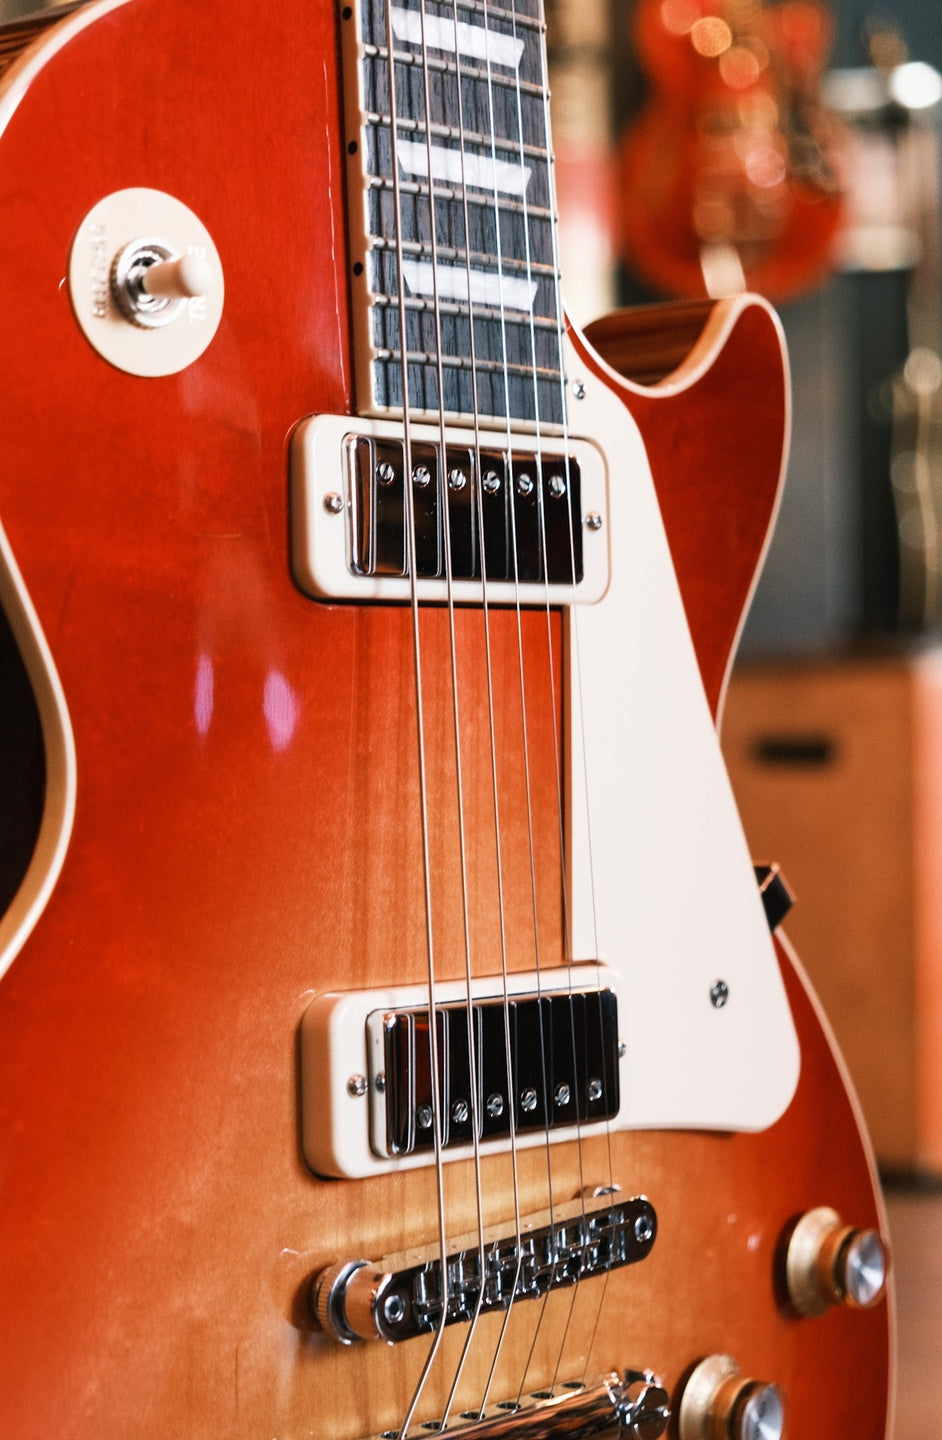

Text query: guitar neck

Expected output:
[341,0,566,425]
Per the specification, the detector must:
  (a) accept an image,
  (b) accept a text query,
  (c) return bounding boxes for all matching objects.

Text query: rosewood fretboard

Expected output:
[342,0,565,425]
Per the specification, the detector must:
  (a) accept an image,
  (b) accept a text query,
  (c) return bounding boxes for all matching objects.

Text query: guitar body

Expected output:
[0,4,890,1438]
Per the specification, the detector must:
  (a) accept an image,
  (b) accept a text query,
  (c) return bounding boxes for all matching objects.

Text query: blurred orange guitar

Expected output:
[618,0,845,299]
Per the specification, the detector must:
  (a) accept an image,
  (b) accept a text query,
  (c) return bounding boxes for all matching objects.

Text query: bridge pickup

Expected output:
[375,988,619,1157]
[299,965,626,1178]
[313,1192,656,1345]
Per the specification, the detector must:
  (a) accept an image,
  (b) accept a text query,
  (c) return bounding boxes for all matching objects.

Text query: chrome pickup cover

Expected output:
[378,988,619,1156]
[299,965,625,1179]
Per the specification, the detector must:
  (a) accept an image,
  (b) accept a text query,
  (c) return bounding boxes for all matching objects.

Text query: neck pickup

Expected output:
[290,414,609,607]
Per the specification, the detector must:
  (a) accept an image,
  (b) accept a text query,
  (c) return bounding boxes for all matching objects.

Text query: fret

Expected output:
[373,296,561,332]
[450,0,545,27]
[367,176,553,225]
[367,254,559,332]
[370,235,556,277]
[373,360,564,426]
[361,49,549,148]
[364,128,552,214]
[371,302,553,349]
[360,17,550,153]
[366,189,556,279]
[364,115,550,166]
[363,2,546,85]
[373,350,562,383]
[363,42,548,100]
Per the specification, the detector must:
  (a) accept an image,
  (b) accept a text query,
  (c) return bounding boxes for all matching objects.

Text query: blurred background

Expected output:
[1,0,938,1432]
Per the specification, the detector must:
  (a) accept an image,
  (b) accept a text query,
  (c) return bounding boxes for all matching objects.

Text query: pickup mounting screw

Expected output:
[323,492,344,515]
[585,511,603,531]
[573,379,586,400]
[710,980,730,1009]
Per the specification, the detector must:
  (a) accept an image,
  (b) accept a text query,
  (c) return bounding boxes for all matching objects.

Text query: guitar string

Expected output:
[530,13,622,1377]
[380,4,455,1436]
[409,0,496,1427]
[544,25,625,1385]
[493,0,584,1404]
[380,1,604,1427]
[528,5,619,1392]
[448,0,533,1418]
[383,3,524,1430]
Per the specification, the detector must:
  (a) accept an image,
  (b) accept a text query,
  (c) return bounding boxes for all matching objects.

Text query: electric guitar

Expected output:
[0,3,891,1438]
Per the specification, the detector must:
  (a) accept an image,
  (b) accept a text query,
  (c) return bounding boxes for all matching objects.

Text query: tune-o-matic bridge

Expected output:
[313,1191,657,1345]
[356,1372,670,1440]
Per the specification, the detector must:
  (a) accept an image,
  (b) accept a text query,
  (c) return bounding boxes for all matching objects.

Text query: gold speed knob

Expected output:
[679,1355,784,1440]
[785,1206,889,1318]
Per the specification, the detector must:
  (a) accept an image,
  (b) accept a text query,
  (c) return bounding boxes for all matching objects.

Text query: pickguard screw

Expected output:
[585,511,603,531]
[710,980,730,1009]
[323,491,344,515]
[573,378,586,400]
[346,1073,368,1098]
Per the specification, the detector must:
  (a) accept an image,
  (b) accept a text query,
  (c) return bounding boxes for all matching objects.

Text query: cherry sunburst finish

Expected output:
[0,2,891,1439]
